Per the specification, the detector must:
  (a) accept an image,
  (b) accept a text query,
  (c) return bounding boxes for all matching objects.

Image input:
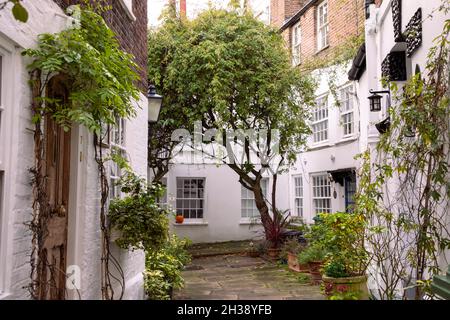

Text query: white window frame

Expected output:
[241,178,268,219]
[0,40,13,298]
[293,175,303,217]
[339,85,355,137]
[109,117,126,200]
[317,1,329,51]
[158,177,168,209]
[119,0,136,21]
[311,173,332,214]
[176,177,205,220]
[311,95,329,143]
[292,22,302,66]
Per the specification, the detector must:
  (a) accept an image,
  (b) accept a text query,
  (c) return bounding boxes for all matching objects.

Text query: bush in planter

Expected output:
[297,244,327,265]
[281,238,308,272]
[318,212,370,299]
[108,170,170,251]
[144,235,192,300]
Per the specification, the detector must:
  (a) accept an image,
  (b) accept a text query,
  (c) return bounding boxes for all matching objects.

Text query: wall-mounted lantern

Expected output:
[368,89,390,112]
[148,84,163,123]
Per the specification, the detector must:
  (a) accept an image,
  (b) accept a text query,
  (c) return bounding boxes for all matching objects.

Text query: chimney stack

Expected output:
[180,0,187,18]
[270,0,306,28]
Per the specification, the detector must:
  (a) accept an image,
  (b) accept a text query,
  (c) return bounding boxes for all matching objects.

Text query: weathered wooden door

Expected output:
[38,77,71,300]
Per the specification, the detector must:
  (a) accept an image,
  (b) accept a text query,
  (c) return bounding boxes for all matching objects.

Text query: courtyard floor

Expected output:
[173,254,324,300]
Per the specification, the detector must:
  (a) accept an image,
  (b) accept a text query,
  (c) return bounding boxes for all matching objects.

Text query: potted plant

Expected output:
[265,209,291,260]
[297,244,327,284]
[281,238,308,272]
[319,212,370,300]
[247,241,260,258]
[175,214,184,224]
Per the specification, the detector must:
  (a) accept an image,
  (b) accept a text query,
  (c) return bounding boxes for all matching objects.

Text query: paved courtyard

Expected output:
[173,254,324,300]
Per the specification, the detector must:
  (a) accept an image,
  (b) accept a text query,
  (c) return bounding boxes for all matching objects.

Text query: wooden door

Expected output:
[38,77,71,300]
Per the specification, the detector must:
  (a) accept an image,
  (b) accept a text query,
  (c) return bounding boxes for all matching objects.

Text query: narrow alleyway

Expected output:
[173,255,324,300]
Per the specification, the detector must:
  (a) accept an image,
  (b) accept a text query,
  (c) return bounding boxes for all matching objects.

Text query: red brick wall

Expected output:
[279,0,364,63]
[271,0,307,28]
[53,0,148,92]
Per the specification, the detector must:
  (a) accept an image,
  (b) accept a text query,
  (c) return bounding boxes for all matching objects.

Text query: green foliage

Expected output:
[144,235,192,300]
[23,6,139,133]
[0,0,28,22]
[318,212,368,278]
[143,270,171,300]
[329,289,361,301]
[297,244,327,265]
[280,238,306,259]
[148,8,315,242]
[108,170,170,251]
[353,13,450,299]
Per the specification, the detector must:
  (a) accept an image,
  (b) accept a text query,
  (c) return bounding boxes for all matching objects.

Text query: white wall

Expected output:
[0,0,146,300]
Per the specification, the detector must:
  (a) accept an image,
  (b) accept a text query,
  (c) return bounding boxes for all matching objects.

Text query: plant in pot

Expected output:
[265,209,291,260]
[175,214,184,224]
[247,241,260,258]
[319,212,370,300]
[281,238,308,272]
[297,244,327,285]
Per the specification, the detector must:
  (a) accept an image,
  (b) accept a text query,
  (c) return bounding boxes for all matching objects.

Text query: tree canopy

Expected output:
[148,7,315,242]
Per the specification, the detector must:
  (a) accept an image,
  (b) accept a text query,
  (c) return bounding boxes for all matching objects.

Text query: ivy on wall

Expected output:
[24,4,140,300]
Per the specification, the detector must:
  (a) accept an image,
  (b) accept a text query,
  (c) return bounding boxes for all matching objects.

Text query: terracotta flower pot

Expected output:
[308,261,323,285]
[287,252,309,273]
[175,215,184,224]
[267,248,281,260]
[322,275,369,300]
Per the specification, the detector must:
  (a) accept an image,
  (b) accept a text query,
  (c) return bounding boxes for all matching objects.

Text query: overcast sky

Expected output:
[148,0,270,27]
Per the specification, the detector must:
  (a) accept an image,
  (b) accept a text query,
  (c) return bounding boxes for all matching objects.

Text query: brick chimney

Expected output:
[179,0,187,18]
[270,0,306,28]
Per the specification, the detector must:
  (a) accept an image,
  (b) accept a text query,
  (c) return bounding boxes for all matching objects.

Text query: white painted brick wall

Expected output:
[0,0,147,300]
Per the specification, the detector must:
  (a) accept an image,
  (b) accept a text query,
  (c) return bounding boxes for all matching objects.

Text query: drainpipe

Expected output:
[431,265,450,300]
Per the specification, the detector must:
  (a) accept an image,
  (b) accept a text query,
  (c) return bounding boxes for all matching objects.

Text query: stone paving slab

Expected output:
[174,254,324,300]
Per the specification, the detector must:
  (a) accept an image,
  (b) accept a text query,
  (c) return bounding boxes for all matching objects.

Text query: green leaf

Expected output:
[12,3,29,23]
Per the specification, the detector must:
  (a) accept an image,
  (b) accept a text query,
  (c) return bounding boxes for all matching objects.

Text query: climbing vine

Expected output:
[24,4,139,299]
[354,13,450,300]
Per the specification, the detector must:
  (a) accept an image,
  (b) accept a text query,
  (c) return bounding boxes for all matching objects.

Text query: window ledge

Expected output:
[173,221,208,226]
[315,45,330,55]
[118,0,137,21]
[307,141,332,150]
[239,219,262,225]
[337,135,359,144]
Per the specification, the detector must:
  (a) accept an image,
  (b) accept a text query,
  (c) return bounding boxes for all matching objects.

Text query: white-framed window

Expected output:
[339,85,354,136]
[119,0,136,21]
[312,96,329,143]
[241,178,268,218]
[176,178,205,219]
[158,177,168,209]
[292,22,301,66]
[317,1,329,51]
[293,176,303,217]
[312,174,331,214]
[109,117,126,200]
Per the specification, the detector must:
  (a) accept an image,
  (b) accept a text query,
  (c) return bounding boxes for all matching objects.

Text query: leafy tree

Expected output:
[0,0,28,22]
[148,5,315,245]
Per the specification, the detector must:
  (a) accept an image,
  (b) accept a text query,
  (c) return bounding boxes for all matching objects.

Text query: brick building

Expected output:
[0,0,149,299]
[271,0,365,64]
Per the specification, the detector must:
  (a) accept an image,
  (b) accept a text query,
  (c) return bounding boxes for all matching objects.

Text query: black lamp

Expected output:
[368,89,390,112]
[148,84,163,123]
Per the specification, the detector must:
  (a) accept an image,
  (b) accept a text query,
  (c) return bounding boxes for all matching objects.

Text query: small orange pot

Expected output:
[175,215,184,224]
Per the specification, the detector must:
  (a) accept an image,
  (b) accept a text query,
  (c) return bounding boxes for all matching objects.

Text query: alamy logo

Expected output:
[170,121,281,171]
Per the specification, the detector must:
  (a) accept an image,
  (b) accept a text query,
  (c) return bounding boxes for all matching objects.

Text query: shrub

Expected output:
[108,170,170,251]
[297,244,327,265]
[144,235,192,300]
